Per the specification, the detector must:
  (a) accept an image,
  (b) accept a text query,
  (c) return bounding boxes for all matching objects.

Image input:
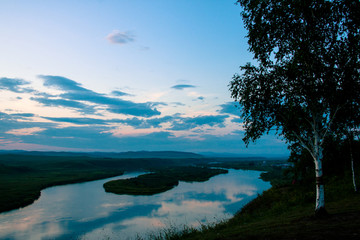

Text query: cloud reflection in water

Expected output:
[0,170,270,240]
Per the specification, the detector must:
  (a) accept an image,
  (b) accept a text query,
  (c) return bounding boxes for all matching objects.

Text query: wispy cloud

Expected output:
[39,75,160,117]
[171,84,196,90]
[118,116,174,129]
[107,114,230,131]
[41,75,85,91]
[42,117,111,125]
[0,112,54,134]
[30,97,97,114]
[111,90,132,97]
[0,77,34,93]
[10,113,35,118]
[106,30,135,45]
[6,127,46,136]
[196,96,204,101]
[168,115,228,131]
[218,102,241,116]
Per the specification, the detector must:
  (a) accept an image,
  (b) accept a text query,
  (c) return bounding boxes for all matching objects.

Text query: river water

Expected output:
[0,169,271,240]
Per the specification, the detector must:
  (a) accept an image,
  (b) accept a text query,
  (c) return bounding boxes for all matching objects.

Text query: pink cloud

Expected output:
[6,127,46,136]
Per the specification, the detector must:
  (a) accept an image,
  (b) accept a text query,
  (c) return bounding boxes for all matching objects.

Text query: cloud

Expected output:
[106,30,135,45]
[146,116,174,128]
[117,114,230,131]
[19,126,120,150]
[42,117,112,125]
[218,102,241,116]
[111,90,132,97]
[169,115,228,131]
[172,102,186,106]
[118,116,174,129]
[6,127,46,136]
[0,109,288,155]
[0,112,55,135]
[10,113,35,118]
[0,77,34,93]
[41,75,85,91]
[30,97,97,114]
[231,118,243,123]
[39,75,160,117]
[171,84,196,90]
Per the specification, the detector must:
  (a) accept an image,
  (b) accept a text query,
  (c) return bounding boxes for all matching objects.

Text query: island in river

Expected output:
[103,166,228,195]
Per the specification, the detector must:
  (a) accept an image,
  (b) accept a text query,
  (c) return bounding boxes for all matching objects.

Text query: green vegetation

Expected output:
[103,167,228,195]
[104,173,178,195]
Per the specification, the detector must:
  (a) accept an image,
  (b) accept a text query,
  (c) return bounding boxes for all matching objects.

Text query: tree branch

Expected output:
[320,105,341,145]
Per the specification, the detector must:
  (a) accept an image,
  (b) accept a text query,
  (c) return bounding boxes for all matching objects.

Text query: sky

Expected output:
[0,0,289,156]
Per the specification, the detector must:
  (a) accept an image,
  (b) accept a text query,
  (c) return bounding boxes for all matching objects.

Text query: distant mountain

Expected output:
[0,150,203,159]
[199,152,288,159]
[199,152,265,158]
[94,151,203,159]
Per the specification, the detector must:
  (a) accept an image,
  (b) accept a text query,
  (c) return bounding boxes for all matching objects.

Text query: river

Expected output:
[0,169,271,240]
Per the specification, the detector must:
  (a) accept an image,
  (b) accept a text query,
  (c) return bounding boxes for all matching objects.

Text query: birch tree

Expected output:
[230,0,360,217]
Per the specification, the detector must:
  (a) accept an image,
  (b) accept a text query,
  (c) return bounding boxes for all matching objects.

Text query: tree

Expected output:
[230,0,360,217]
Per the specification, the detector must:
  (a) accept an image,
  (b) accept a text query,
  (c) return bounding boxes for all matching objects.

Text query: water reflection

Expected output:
[0,169,270,240]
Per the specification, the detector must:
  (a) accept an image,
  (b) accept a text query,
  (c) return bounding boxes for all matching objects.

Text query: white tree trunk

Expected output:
[294,112,331,217]
[314,150,325,211]
[351,154,357,192]
[313,131,326,216]
[349,136,358,192]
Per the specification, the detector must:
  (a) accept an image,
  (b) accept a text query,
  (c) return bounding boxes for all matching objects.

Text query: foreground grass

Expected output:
[145,170,360,240]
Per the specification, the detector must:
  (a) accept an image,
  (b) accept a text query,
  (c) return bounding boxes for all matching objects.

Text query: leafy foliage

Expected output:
[230,0,360,214]
[231,0,360,147]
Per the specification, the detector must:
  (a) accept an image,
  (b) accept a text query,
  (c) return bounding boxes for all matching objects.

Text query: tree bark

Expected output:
[349,133,358,192]
[313,132,327,218]
[351,153,357,192]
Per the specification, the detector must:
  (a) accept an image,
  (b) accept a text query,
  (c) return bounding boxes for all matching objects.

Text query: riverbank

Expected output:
[148,170,360,240]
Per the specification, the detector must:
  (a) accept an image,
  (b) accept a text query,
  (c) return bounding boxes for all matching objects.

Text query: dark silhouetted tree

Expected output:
[230,0,360,217]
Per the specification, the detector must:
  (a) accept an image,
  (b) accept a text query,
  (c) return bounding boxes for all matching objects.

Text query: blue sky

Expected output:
[0,0,288,156]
